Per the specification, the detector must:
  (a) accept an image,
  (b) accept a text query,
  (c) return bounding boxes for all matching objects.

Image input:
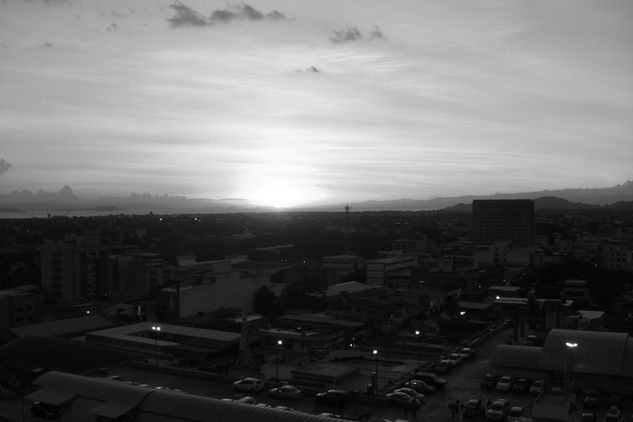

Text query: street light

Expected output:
[276,339,283,380]
[565,342,578,391]
[373,349,378,392]
[415,330,421,369]
[151,326,161,366]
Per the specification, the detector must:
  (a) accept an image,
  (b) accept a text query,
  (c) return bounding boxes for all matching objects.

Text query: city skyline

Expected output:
[1,0,632,208]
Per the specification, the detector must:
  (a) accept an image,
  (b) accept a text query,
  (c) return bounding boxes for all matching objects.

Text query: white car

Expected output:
[233,377,265,393]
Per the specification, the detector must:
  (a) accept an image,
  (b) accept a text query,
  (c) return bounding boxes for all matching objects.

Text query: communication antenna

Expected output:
[345,204,351,252]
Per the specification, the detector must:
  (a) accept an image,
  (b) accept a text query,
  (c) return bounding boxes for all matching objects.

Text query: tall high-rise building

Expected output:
[40,235,112,304]
[472,199,534,246]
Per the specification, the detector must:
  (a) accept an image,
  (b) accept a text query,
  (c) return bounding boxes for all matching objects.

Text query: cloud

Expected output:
[369,25,384,40]
[329,25,385,44]
[266,10,286,21]
[0,158,12,174]
[209,3,285,23]
[167,2,286,27]
[329,27,362,44]
[25,0,68,5]
[167,1,210,28]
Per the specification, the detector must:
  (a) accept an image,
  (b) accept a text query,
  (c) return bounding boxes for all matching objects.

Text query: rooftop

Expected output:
[88,322,241,347]
[10,315,115,338]
[325,281,378,297]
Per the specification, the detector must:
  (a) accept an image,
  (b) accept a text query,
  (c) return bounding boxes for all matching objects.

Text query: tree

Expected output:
[253,286,279,317]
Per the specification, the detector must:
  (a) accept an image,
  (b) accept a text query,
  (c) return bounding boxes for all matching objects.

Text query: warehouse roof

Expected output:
[540,329,629,376]
[27,371,335,422]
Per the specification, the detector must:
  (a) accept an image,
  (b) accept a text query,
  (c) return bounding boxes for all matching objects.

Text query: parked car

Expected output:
[413,372,447,389]
[580,412,597,422]
[393,387,425,404]
[609,395,623,407]
[460,347,477,359]
[508,406,524,417]
[30,402,59,419]
[434,359,452,374]
[524,334,541,346]
[512,378,529,394]
[268,385,302,400]
[236,396,257,405]
[603,405,622,422]
[384,391,421,408]
[481,373,498,390]
[463,399,485,418]
[233,377,265,393]
[529,379,544,396]
[402,380,436,394]
[583,390,601,408]
[447,353,464,367]
[486,399,511,421]
[315,390,349,407]
[496,376,514,392]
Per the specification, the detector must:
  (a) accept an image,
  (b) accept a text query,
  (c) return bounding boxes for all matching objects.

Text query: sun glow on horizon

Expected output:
[232,146,330,209]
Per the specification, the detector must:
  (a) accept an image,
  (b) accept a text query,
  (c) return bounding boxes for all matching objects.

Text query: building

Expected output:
[366,256,416,286]
[472,199,534,247]
[321,255,365,285]
[113,252,166,299]
[488,328,633,394]
[157,259,275,319]
[0,336,144,392]
[40,235,112,304]
[86,321,244,367]
[26,371,330,422]
[0,284,39,330]
[10,314,115,339]
[560,279,591,305]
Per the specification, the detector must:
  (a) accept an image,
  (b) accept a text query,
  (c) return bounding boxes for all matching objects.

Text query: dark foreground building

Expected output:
[27,371,334,422]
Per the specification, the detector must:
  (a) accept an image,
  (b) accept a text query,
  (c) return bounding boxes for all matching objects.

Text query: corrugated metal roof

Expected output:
[139,391,332,422]
[490,345,542,370]
[64,397,103,420]
[28,371,338,422]
[26,389,76,406]
[29,371,151,418]
[623,338,633,378]
[90,401,139,419]
[539,329,628,375]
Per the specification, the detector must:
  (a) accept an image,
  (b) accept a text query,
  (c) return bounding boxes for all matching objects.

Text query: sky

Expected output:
[0,0,632,208]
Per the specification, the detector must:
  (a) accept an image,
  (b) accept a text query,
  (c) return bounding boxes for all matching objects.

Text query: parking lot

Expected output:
[2,325,630,421]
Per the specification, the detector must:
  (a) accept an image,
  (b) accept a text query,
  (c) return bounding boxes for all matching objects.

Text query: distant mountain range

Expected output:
[444,196,633,213]
[340,181,633,212]
[1,181,632,214]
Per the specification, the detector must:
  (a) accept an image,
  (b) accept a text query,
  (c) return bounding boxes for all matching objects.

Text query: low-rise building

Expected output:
[488,328,633,394]
[0,284,39,330]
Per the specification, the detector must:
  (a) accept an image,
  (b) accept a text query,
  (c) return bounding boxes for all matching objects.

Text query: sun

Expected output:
[236,176,327,209]
[233,160,328,209]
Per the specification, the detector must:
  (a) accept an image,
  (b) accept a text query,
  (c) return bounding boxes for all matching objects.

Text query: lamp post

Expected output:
[415,330,421,369]
[151,325,161,366]
[565,342,578,391]
[276,339,283,380]
[373,349,378,393]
